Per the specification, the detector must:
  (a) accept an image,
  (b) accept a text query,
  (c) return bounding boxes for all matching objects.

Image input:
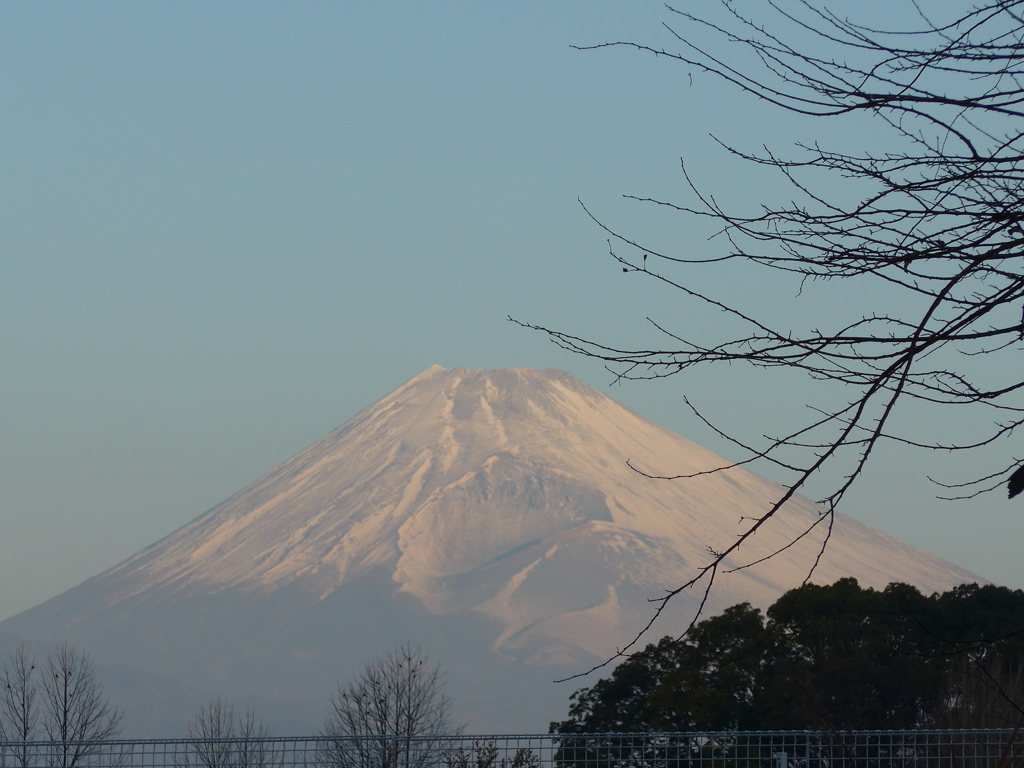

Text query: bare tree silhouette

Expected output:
[180,697,276,768]
[319,644,459,768]
[0,645,38,768]
[519,0,1024,659]
[38,644,122,767]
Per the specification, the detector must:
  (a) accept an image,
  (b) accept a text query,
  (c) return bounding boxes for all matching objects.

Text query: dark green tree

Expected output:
[931,583,1024,727]
[552,579,1024,734]
[759,580,938,728]
[552,604,766,734]
[647,604,766,731]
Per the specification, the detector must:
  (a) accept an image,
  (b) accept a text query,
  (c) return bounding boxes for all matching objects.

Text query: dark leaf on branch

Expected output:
[1008,464,1024,499]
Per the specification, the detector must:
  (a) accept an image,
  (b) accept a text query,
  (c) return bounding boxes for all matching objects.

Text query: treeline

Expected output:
[553,579,1024,733]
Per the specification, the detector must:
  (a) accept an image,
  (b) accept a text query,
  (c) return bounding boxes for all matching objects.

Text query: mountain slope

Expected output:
[0,366,978,735]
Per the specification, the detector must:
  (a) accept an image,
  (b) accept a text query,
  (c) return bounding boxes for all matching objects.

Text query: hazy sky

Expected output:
[2,1,1021,623]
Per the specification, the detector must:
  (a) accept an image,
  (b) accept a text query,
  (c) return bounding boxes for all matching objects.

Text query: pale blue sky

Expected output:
[2,1,1020,622]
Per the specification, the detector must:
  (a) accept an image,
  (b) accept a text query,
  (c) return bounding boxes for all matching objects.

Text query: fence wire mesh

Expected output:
[0,730,1020,768]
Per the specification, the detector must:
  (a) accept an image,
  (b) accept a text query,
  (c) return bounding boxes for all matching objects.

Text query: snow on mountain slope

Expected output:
[0,366,979,734]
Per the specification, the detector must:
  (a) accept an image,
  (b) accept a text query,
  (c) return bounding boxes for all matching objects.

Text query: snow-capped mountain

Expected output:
[0,366,978,735]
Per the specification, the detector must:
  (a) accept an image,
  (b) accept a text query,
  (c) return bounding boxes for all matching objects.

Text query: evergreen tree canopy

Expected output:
[552,579,1024,732]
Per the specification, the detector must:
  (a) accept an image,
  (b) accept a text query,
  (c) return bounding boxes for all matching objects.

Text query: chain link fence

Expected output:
[0,730,1020,768]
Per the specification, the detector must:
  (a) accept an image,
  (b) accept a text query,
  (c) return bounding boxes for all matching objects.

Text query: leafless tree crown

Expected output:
[319,644,459,768]
[0,645,38,767]
[519,0,1024,662]
[180,697,276,768]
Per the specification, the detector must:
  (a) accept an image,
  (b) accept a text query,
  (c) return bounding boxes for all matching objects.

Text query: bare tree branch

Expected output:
[518,0,1024,660]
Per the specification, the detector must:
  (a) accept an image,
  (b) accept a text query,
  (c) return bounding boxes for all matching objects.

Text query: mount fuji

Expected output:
[0,366,978,735]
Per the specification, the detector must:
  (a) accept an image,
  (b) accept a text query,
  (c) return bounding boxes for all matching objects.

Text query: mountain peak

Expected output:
[91,365,694,601]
